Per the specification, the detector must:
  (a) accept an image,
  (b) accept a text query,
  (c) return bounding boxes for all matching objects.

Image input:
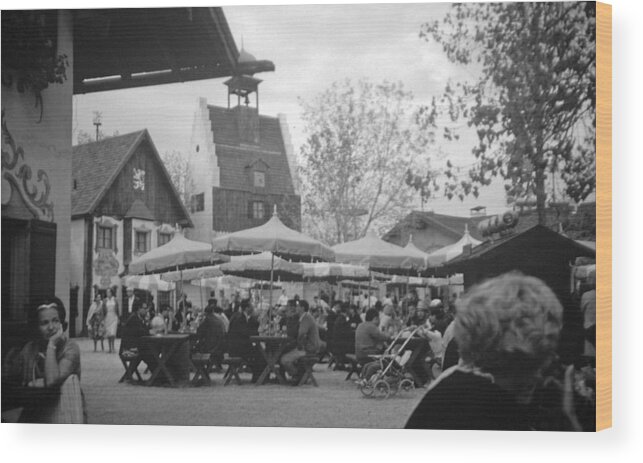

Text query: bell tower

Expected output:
[224,47,262,144]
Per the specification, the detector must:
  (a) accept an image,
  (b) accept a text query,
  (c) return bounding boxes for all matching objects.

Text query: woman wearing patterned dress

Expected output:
[103,288,120,354]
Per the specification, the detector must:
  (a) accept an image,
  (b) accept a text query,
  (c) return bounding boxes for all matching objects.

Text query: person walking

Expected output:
[86,293,106,352]
[104,288,120,354]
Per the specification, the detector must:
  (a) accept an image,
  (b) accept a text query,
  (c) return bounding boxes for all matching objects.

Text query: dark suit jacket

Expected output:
[227,312,259,358]
[120,313,149,353]
[195,314,226,355]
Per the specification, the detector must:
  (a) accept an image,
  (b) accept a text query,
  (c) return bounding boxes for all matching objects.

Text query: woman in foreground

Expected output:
[3,297,84,423]
[405,272,582,431]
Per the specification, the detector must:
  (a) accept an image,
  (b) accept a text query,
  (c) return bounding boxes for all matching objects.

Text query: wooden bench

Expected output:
[191,353,213,386]
[297,355,319,387]
[344,354,366,381]
[119,351,143,383]
[222,356,244,386]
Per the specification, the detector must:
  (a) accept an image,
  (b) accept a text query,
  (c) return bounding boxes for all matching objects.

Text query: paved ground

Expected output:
[79,338,423,427]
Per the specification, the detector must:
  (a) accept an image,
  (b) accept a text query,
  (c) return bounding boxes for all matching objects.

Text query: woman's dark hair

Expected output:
[28,296,67,338]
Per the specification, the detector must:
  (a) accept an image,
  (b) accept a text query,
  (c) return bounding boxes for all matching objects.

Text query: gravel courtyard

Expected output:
[79,338,423,428]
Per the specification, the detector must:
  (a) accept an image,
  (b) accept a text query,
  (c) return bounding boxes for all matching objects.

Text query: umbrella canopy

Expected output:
[402,236,429,271]
[218,252,304,281]
[331,231,425,273]
[162,265,224,282]
[426,224,482,267]
[122,274,174,292]
[128,233,229,274]
[301,262,371,282]
[211,208,335,262]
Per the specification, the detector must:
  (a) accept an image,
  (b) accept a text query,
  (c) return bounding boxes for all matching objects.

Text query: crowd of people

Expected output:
[2,271,596,430]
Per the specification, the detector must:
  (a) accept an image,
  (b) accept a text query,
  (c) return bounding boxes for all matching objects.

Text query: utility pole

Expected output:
[92,112,102,141]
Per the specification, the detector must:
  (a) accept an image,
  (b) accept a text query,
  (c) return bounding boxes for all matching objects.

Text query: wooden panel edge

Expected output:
[595,1,612,432]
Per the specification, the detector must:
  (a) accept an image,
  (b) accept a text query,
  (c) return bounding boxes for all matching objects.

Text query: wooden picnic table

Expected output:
[142,334,192,387]
[250,335,293,385]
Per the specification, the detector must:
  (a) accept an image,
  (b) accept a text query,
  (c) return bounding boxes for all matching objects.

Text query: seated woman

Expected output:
[405,273,571,431]
[2,297,84,423]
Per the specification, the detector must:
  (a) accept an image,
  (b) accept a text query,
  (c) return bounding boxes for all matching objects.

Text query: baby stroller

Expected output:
[357,326,421,399]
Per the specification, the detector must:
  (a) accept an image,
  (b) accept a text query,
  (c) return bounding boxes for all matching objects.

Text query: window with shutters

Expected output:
[97,226,113,250]
[135,230,150,254]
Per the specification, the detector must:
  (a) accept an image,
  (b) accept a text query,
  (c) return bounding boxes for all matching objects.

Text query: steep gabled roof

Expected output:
[384,210,490,243]
[207,105,296,195]
[72,131,146,216]
[72,130,193,226]
[216,146,296,195]
[209,105,285,153]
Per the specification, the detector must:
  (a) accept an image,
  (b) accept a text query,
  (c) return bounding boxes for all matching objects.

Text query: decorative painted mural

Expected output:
[93,249,120,288]
[1,109,55,221]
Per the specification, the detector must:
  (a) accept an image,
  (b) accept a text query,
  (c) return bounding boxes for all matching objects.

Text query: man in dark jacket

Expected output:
[120,301,156,370]
[227,299,263,382]
[195,305,226,368]
[280,300,322,383]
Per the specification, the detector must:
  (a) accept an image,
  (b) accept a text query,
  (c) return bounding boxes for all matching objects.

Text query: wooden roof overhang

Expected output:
[72,7,274,94]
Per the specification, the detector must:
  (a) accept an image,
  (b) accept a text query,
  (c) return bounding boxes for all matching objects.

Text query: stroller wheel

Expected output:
[359,380,375,397]
[399,378,415,394]
[373,379,390,399]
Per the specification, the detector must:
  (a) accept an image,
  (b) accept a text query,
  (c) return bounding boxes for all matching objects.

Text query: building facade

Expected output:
[71,130,193,330]
[188,70,301,242]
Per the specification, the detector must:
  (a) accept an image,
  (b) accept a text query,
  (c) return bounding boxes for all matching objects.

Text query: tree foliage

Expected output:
[298,79,434,245]
[413,2,596,224]
[160,150,194,211]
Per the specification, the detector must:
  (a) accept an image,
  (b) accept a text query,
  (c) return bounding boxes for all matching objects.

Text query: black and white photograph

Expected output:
[2,1,602,432]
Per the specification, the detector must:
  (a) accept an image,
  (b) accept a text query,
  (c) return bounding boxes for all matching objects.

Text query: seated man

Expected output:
[280,300,322,384]
[120,300,156,371]
[355,308,390,362]
[355,308,391,380]
[194,305,226,369]
[227,299,264,382]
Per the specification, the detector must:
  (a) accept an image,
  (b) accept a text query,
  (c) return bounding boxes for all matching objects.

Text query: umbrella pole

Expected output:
[368,271,372,310]
[269,253,275,335]
[200,278,204,311]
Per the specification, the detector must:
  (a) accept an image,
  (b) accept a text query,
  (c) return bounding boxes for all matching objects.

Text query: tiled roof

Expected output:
[384,209,565,245]
[72,131,145,216]
[209,105,285,153]
[384,211,490,243]
[215,146,296,195]
[208,105,295,195]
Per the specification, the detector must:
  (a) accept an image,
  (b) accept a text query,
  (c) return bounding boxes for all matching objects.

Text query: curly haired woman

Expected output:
[405,272,574,430]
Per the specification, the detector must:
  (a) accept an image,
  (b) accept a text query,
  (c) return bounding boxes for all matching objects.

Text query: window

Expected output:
[191,193,204,213]
[253,171,266,188]
[135,231,149,253]
[97,226,113,250]
[158,232,172,246]
[251,201,265,220]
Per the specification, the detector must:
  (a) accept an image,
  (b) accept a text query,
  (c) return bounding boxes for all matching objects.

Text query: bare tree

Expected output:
[160,150,194,211]
[299,79,434,245]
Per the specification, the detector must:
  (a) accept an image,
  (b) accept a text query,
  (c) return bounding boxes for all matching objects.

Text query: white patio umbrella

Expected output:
[122,274,174,292]
[426,224,482,267]
[332,231,425,273]
[212,207,334,319]
[128,232,229,275]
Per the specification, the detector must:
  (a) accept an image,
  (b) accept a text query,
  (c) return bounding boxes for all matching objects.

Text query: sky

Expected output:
[73,2,509,217]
